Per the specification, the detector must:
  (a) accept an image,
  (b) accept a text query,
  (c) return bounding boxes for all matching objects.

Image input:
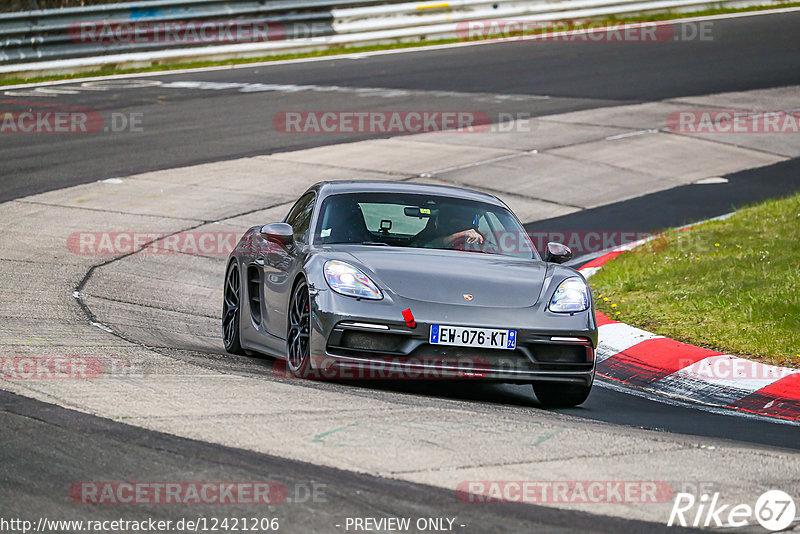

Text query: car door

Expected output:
[262,192,315,339]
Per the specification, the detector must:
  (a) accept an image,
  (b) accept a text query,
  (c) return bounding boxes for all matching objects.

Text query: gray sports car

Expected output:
[223,181,597,407]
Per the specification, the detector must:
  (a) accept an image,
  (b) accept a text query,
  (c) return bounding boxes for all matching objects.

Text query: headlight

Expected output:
[324,260,383,300]
[549,276,590,313]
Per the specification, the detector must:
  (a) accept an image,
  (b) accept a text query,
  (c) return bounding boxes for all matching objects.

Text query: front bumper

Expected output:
[307,285,597,385]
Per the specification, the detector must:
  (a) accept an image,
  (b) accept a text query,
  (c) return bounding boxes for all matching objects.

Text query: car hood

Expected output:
[337,246,547,308]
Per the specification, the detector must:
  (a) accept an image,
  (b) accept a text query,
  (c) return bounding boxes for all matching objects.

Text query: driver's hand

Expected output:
[450,228,484,246]
[465,229,484,244]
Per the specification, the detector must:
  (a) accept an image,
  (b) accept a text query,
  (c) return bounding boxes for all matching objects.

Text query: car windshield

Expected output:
[313,192,538,259]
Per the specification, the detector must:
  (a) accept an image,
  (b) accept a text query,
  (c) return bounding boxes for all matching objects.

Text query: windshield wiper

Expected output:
[361,241,390,246]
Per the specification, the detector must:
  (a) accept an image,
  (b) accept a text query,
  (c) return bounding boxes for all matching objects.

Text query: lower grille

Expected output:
[339,331,406,352]
[531,344,588,363]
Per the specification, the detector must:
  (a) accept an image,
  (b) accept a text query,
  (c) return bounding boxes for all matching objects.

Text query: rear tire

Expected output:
[533,382,592,408]
[222,261,245,355]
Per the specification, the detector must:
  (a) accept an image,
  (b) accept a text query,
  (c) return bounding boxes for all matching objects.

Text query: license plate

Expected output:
[429,325,516,350]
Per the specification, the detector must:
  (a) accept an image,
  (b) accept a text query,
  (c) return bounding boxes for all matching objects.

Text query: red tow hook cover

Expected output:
[402,308,416,329]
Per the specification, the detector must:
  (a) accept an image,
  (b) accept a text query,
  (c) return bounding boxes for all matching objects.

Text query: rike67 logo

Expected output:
[668,490,796,531]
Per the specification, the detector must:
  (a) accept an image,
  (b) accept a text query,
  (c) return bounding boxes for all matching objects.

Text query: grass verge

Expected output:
[2,3,799,86]
[590,191,800,368]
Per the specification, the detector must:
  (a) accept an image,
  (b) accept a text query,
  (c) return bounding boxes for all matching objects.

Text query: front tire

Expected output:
[222,261,245,355]
[533,382,592,408]
[287,279,312,378]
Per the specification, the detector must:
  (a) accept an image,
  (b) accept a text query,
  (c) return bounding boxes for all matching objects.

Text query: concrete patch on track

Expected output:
[435,151,675,209]
[541,101,709,130]
[1,84,798,524]
[668,86,800,158]
[671,85,800,114]
[550,133,781,184]
[410,121,629,151]
[551,90,800,159]
[266,138,515,175]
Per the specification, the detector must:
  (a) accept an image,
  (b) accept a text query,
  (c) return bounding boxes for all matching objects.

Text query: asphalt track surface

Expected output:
[2,10,800,533]
[3,11,800,202]
[1,389,705,534]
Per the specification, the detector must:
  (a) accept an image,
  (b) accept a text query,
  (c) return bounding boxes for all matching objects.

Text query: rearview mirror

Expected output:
[403,206,433,218]
[544,242,573,264]
[261,223,294,246]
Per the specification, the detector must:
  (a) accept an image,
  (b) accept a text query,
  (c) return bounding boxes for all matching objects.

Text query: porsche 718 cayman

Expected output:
[223,181,597,407]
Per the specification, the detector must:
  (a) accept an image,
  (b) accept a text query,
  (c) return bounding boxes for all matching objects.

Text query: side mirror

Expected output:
[260,223,294,247]
[544,242,573,264]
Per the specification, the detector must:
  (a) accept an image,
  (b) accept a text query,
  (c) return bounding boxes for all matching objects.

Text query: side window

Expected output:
[477,213,492,234]
[284,193,316,243]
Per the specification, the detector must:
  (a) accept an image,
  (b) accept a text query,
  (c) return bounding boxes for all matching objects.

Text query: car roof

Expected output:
[312,180,506,207]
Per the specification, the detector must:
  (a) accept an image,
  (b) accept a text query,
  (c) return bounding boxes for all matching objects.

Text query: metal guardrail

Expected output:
[0,0,406,63]
[0,0,764,72]
[332,0,702,33]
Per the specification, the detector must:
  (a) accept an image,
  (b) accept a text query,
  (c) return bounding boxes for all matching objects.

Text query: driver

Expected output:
[426,207,484,249]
